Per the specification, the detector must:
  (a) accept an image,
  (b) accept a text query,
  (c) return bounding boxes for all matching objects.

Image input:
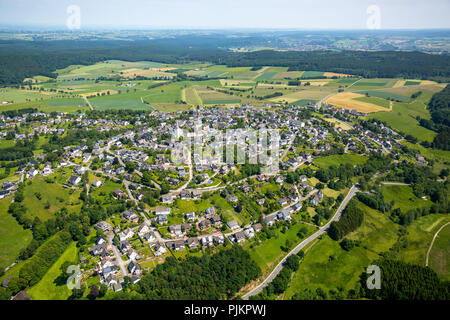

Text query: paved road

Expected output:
[107,234,128,276]
[242,184,359,299]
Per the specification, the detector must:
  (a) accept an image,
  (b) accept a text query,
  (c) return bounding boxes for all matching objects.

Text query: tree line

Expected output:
[328,199,364,241]
[1,39,449,85]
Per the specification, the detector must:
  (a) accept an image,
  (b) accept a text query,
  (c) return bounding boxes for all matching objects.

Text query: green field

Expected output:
[428,223,450,281]
[354,96,392,108]
[405,81,421,86]
[381,185,432,212]
[0,88,56,104]
[291,99,316,106]
[301,71,325,78]
[90,93,151,111]
[355,90,410,102]
[368,89,437,142]
[0,196,33,271]
[313,154,368,169]
[256,72,278,80]
[209,193,245,225]
[285,202,399,299]
[336,78,359,84]
[353,80,389,87]
[398,214,450,267]
[27,242,78,300]
[22,177,83,221]
[244,223,316,273]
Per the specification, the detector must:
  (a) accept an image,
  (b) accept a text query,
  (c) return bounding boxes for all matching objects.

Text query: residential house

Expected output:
[152,242,166,256]
[121,210,139,223]
[264,215,275,226]
[92,179,102,187]
[198,219,212,230]
[227,220,239,230]
[243,228,255,239]
[68,175,81,186]
[185,212,196,222]
[234,231,245,243]
[186,238,199,249]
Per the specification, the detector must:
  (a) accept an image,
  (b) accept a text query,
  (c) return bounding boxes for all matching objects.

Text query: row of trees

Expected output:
[252,253,302,300]
[328,200,364,240]
[5,232,73,294]
[1,39,449,85]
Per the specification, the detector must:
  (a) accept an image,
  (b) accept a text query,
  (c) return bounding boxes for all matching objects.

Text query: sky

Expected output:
[0,0,449,30]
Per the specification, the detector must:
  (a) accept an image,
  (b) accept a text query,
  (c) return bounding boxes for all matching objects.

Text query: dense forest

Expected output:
[1,38,450,85]
[359,259,450,300]
[328,200,364,241]
[421,85,450,150]
[133,246,261,299]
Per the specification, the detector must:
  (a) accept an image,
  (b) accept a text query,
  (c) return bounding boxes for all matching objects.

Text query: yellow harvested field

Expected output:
[323,118,352,130]
[184,87,202,105]
[325,92,391,113]
[120,68,176,78]
[393,80,406,88]
[270,87,336,103]
[323,72,350,78]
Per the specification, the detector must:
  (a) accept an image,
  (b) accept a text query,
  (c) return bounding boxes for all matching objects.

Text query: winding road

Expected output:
[242,184,359,299]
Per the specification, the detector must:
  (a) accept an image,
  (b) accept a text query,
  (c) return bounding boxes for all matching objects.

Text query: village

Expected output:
[0,101,425,293]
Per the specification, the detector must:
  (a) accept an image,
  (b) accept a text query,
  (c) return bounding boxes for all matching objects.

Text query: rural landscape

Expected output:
[0,0,449,306]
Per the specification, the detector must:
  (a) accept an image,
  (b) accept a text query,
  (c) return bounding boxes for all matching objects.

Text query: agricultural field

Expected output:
[90,92,152,111]
[325,92,391,113]
[271,86,337,104]
[0,196,33,271]
[368,89,438,142]
[0,88,57,104]
[194,86,241,105]
[2,60,443,116]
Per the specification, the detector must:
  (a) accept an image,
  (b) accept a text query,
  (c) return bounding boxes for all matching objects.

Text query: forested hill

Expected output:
[1,38,450,85]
